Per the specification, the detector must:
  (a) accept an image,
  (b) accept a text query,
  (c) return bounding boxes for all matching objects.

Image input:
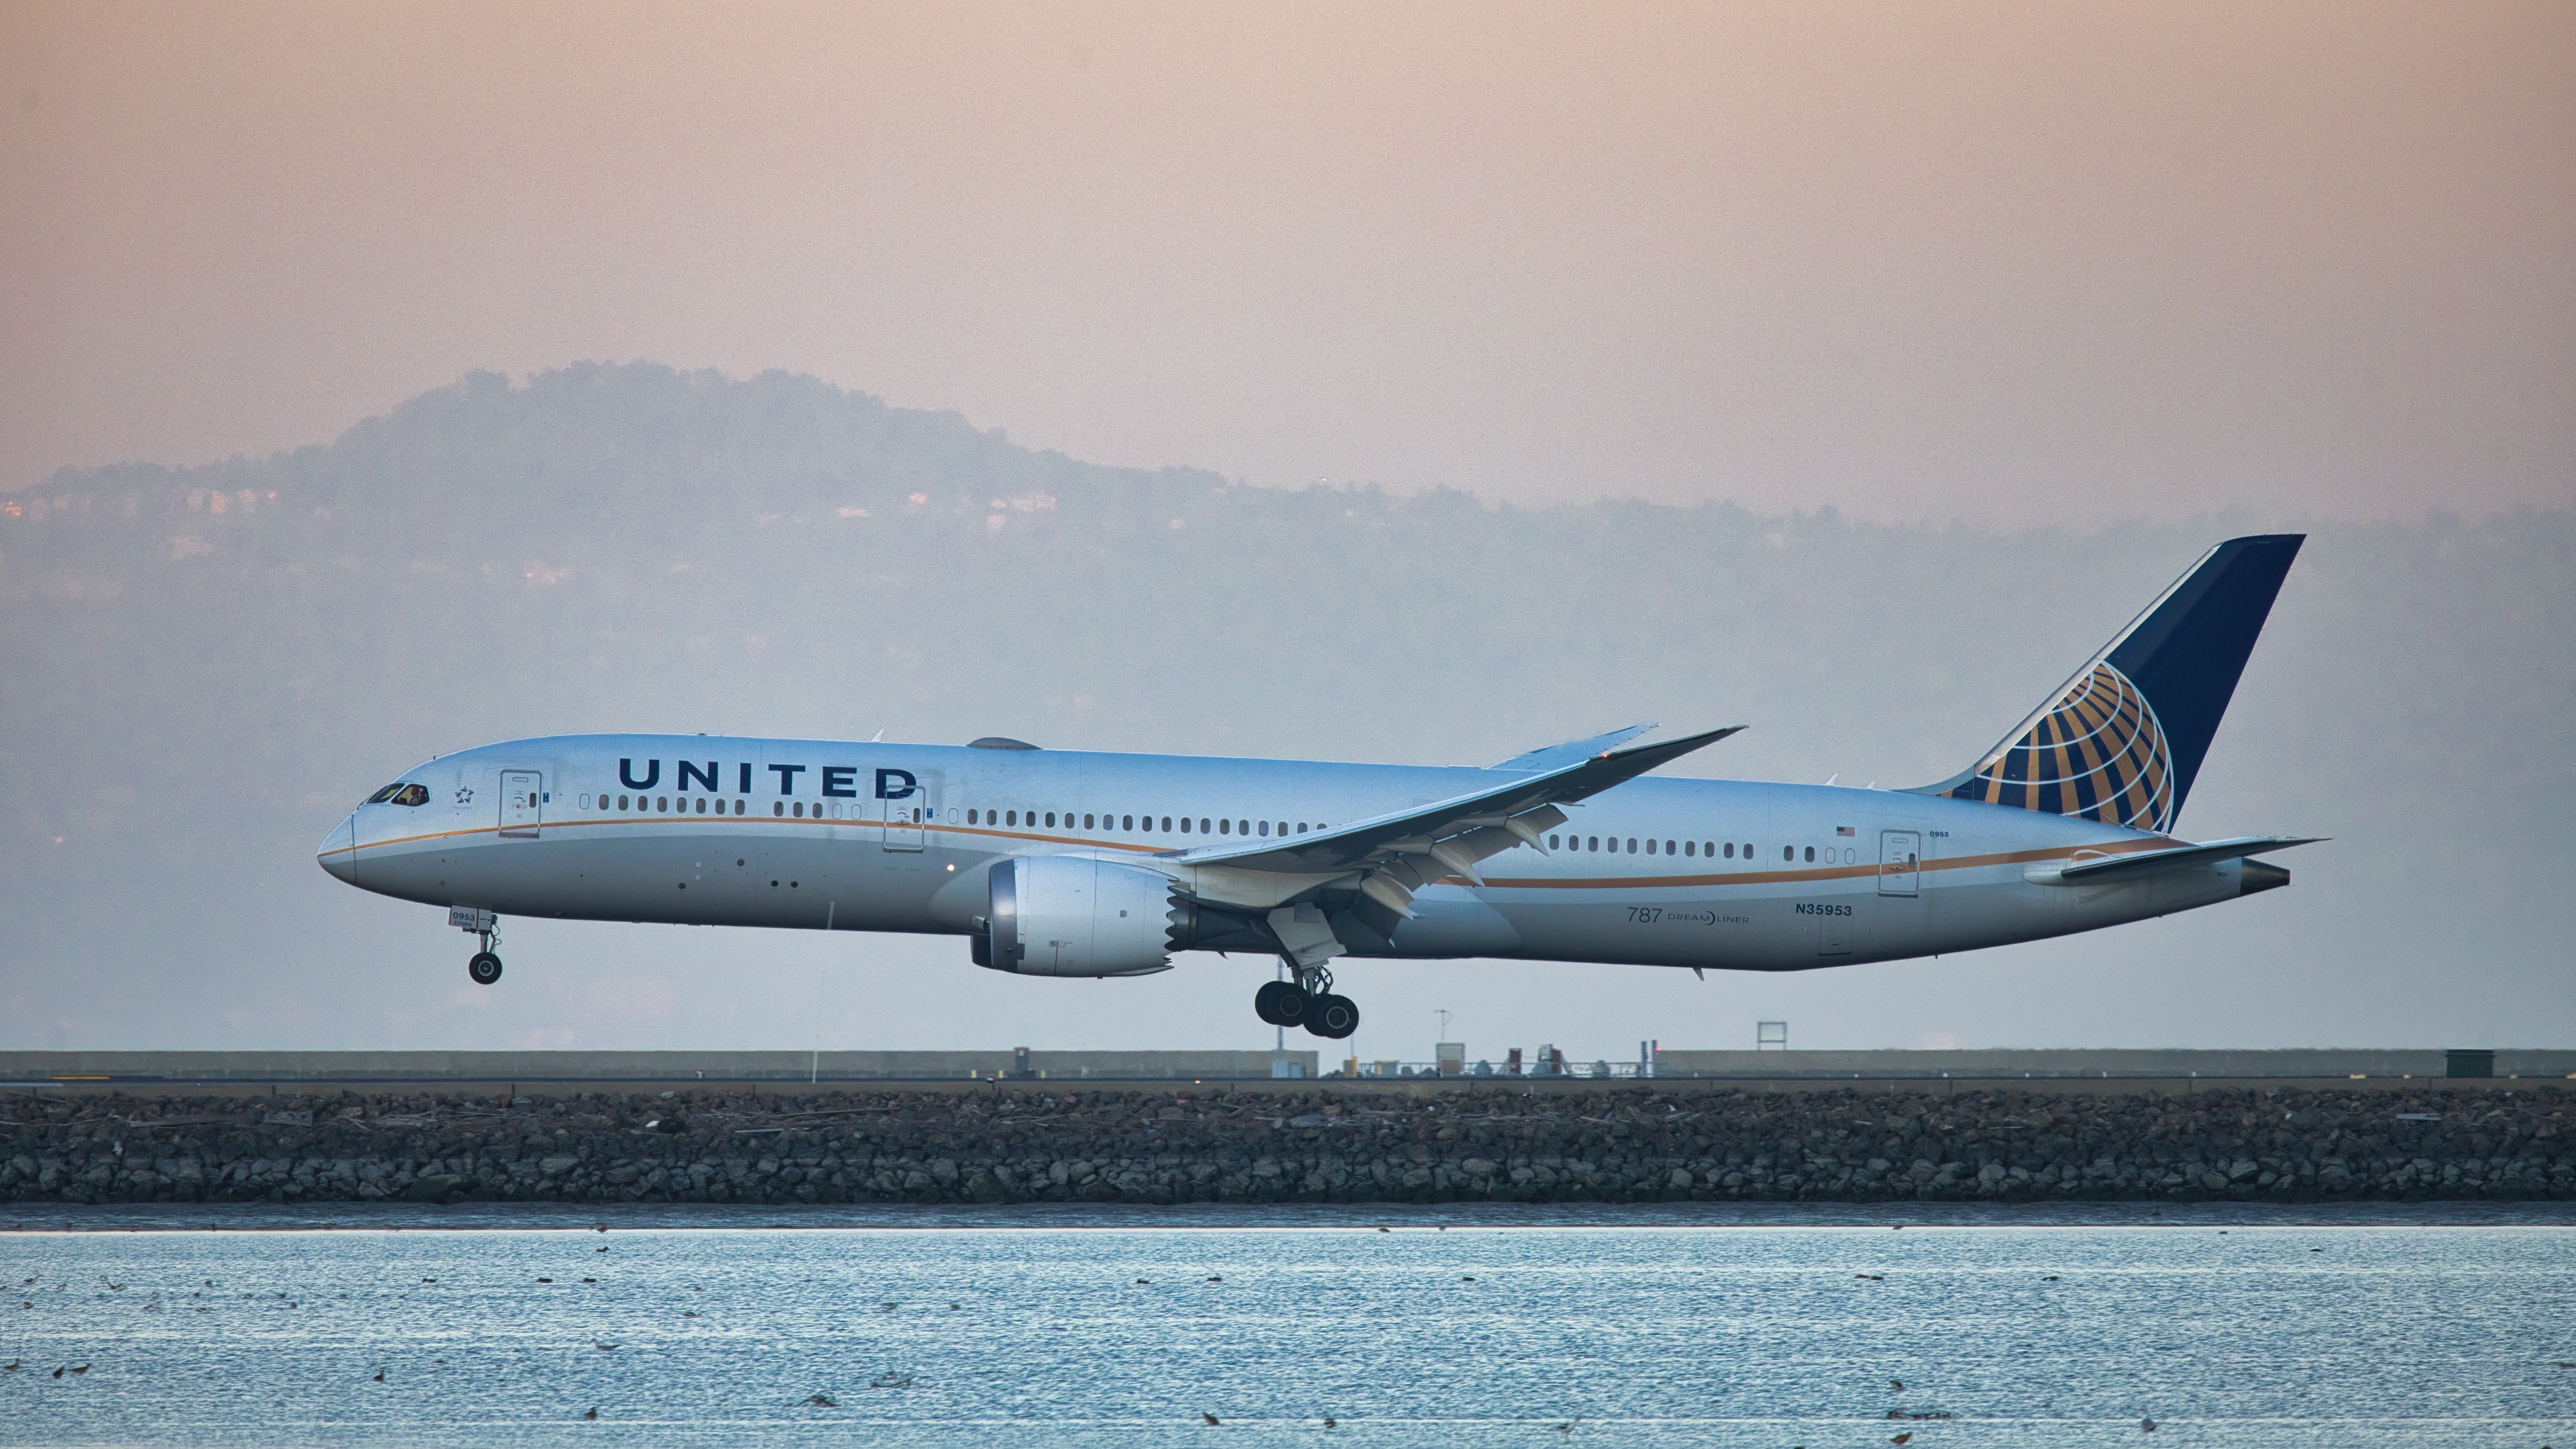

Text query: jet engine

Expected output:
[974,855,1178,977]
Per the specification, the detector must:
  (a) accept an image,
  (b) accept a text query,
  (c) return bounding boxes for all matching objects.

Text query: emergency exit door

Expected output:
[499,771,542,838]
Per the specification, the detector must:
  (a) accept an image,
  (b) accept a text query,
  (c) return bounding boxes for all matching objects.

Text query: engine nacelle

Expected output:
[974,855,1176,977]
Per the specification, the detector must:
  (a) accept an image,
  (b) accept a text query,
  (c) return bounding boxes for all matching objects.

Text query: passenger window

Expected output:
[1161,816,1172,831]
[1007,810,1018,826]
[1623,838,1634,853]
[1258,821,1269,836]
[1587,836,1599,852]
[1297,823,1308,833]
[1180,817,1191,833]
[1200,818,1211,833]
[774,802,785,817]
[1548,834,1559,849]
[1804,846,1815,862]
[1722,842,1733,858]
[1645,839,1656,854]
[617,794,629,809]
[1239,820,1250,835]
[658,797,668,812]
[792,802,803,818]
[1218,819,1230,834]
[1045,812,1056,827]
[695,798,707,814]
[1665,840,1676,855]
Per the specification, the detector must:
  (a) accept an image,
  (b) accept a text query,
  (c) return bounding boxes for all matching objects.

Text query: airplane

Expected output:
[320,534,2314,1039]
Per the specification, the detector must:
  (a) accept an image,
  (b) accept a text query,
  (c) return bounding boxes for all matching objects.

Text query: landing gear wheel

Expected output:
[1303,993,1359,1040]
[455,911,505,984]
[1254,980,1309,1026]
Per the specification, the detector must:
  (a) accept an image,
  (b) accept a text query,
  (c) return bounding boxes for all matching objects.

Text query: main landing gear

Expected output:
[1255,967,1359,1040]
[451,905,503,986]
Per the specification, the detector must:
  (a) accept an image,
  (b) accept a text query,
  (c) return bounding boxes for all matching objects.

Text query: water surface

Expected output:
[6,1214,2572,1445]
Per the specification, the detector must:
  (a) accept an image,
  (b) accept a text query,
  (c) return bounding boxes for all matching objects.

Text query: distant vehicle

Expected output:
[322,536,2314,1040]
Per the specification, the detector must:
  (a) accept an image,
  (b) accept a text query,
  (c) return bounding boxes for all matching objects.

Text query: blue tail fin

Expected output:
[1920,534,2303,831]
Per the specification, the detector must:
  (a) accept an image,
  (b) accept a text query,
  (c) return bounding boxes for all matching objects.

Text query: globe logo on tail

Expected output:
[1946,661,2175,832]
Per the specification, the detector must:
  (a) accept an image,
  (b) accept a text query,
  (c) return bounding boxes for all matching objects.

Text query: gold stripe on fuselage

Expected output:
[321,814,2181,892]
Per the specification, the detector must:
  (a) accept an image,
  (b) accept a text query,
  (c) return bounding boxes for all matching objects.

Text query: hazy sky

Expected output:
[5,1,2570,525]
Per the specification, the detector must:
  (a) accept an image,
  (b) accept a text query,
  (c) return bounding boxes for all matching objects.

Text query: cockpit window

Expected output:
[366,782,429,807]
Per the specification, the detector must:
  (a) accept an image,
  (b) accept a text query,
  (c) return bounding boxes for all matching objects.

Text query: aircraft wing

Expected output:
[1489,723,1657,772]
[1172,725,1742,918]
[2034,835,2324,886]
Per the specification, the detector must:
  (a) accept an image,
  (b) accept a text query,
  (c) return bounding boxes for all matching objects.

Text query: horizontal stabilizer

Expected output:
[2026,835,2323,886]
[1491,724,1656,772]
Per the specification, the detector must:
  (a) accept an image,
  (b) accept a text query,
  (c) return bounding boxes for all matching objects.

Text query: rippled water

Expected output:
[5,1212,2573,1445]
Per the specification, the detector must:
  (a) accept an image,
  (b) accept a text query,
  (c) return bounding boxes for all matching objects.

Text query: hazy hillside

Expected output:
[4,364,2569,1056]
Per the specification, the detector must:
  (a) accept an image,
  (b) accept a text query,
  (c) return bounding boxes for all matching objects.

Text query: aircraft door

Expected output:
[499,771,542,838]
[878,767,925,852]
[1878,830,1921,897]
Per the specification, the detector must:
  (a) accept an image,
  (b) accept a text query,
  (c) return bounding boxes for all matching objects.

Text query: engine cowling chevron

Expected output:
[975,855,1177,977]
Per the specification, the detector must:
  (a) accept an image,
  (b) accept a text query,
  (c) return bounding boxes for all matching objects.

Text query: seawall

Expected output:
[6,1080,2568,1207]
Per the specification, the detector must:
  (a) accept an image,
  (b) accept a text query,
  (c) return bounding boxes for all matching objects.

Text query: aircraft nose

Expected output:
[317,812,357,883]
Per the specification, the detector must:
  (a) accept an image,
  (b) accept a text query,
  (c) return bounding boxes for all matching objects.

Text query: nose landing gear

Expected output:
[1253,966,1359,1040]
[450,905,504,986]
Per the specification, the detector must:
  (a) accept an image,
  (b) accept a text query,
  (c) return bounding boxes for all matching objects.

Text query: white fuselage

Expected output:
[319,733,2262,971]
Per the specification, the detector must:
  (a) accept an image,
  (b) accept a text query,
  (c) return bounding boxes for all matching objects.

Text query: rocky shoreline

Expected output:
[4,1083,2569,1207]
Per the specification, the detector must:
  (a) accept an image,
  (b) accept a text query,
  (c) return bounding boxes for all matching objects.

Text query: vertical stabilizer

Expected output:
[1916,534,2303,831]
